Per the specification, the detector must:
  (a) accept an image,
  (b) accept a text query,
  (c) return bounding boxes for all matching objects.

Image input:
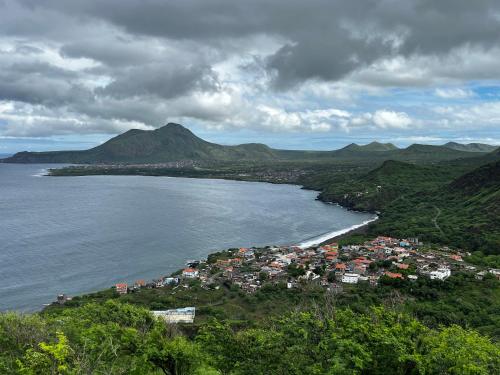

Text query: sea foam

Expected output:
[297,215,378,249]
[32,169,48,177]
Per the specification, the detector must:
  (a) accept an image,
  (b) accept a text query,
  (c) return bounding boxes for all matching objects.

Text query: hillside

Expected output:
[1,123,490,164]
[299,151,500,254]
[2,123,278,164]
[444,142,497,153]
[337,141,399,152]
[370,159,500,253]
[315,160,467,212]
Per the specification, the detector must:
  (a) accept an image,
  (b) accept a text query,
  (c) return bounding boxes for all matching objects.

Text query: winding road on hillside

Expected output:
[432,206,444,235]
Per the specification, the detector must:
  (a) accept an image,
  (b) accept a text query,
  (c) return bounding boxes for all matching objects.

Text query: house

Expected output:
[475,271,487,280]
[324,251,338,262]
[152,307,196,324]
[353,265,367,275]
[335,263,347,272]
[341,273,360,284]
[396,263,409,270]
[223,266,234,278]
[429,267,451,280]
[163,277,179,285]
[134,279,146,288]
[182,268,199,278]
[408,275,418,281]
[489,269,500,280]
[154,279,163,288]
[369,275,379,286]
[56,294,71,305]
[385,272,403,279]
[115,283,128,295]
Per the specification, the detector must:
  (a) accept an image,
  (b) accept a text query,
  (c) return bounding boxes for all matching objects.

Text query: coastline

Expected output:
[25,165,379,309]
[296,215,378,249]
[44,164,379,249]
[44,164,379,246]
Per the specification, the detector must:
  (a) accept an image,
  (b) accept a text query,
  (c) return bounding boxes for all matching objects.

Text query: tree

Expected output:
[287,263,306,278]
[418,325,500,374]
[146,332,209,375]
[17,332,73,375]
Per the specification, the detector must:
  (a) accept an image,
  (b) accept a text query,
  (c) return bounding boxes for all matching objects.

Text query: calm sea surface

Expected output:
[0,163,374,311]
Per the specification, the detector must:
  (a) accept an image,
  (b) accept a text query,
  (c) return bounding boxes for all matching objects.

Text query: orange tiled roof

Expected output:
[385,271,403,279]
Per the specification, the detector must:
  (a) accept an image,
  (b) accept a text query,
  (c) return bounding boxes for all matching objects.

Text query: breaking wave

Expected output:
[297,215,378,249]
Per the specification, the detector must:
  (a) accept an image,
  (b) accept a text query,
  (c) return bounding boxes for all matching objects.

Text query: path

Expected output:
[431,206,444,235]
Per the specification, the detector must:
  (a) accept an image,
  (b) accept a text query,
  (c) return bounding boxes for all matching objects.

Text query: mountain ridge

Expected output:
[443,141,497,153]
[1,123,494,164]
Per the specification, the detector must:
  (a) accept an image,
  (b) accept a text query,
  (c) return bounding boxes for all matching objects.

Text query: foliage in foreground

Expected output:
[1,301,499,374]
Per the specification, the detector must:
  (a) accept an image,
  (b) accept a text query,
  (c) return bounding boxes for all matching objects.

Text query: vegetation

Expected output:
[1,300,499,374]
[3,124,499,373]
[2,123,489,164]
[300,153,500,256]
[44,270,500,341]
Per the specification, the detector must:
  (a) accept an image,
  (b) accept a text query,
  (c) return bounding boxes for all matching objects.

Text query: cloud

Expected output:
[433,101,500,127]
[435,88,475,99]
[0,0,499,142]
[372,110,413,129]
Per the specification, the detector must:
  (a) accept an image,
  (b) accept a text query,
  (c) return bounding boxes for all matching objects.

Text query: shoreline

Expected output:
[43,164,379,247]
[296,215,378,249]
[24,164,380,309]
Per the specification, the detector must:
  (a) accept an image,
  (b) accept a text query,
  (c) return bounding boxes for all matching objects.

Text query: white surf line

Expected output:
[31,168,48,177]
[296,215,379,249]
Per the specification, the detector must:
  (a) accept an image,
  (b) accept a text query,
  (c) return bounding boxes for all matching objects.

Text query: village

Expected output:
[52,235,499,323]
[108,236,499,298]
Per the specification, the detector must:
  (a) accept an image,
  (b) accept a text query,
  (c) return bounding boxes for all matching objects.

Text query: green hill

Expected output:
[2,123,278,163]
[338,141,399,152]
[316,160,464,212]
[2,123,488,164]
[370,159,500,253]
[444,142,497,153]
[303,151,500,253]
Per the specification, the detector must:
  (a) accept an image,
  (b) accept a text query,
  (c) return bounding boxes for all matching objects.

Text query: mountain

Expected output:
[389,144,480,162]
[2,123,278,163]
[369,158,500,253]
[1,123,490,164]
[317,160,465,212]
[449,159,500,195]
[339,141,399,152]
[443,142,497,153]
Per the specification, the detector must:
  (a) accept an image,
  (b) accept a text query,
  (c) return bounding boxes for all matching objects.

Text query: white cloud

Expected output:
[372,110,412,129]
[435,88,474,99]
[435,101,500,127]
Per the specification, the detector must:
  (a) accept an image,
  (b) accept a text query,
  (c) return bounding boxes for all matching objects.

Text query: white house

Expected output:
[430,267,451,280]
[163,277,179,286]
[152,307,196,324]
[341,273,360,284]
[182,268,199,278]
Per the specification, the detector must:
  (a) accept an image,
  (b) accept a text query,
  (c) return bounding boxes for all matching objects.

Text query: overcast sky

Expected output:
[1,0,500,153]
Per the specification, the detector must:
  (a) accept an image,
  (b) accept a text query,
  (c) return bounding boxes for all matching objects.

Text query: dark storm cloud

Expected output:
[19,0,500,87]
[1,0,500,138]
[0,61,89,106]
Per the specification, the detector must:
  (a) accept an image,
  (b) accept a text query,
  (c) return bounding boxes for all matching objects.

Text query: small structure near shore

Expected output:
[115,283,128,295]
[56,294,72,305]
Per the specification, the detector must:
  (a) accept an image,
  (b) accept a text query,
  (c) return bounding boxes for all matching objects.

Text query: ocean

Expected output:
[0,163,375,311]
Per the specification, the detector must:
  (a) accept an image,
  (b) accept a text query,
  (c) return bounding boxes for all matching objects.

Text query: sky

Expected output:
[1,0,500,154]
